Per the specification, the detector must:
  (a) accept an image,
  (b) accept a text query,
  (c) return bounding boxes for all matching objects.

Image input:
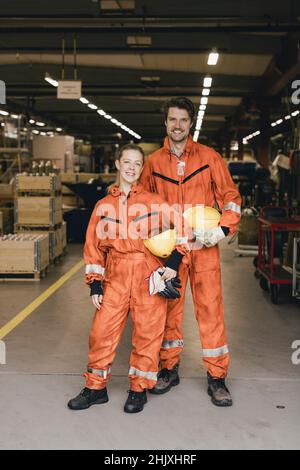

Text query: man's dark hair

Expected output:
[163,97,195,123]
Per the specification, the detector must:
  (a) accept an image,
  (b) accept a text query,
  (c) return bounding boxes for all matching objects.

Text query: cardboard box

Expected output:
[62,194,78,208]
[77,173,98,183]
[61,173,78,184]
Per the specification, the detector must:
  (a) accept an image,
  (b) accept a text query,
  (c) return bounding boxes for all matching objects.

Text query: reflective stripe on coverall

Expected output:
[83,183,187,391]
[140,135,241,378]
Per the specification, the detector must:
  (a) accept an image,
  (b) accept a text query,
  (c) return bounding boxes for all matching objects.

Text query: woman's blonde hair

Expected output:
[112,143,145,187]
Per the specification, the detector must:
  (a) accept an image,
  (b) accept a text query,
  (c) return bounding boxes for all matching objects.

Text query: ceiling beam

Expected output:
[0,18,299,33]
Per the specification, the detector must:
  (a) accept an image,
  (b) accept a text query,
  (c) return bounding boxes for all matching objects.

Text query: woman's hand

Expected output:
[92,294,103,310]
[160,267,177,282]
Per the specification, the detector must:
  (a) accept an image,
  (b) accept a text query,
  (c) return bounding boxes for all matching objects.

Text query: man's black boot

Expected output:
[124,390,147,413]
[68,387,109,410]
[207,373,233,407]
[149,363,180,395]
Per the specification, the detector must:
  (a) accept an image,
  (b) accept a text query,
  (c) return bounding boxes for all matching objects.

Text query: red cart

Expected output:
[258,209,300,304]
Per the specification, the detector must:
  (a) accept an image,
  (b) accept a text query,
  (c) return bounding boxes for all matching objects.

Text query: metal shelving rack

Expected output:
[292,237,300,299]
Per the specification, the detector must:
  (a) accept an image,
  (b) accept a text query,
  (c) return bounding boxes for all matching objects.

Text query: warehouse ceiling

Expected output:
[0,0,300,144]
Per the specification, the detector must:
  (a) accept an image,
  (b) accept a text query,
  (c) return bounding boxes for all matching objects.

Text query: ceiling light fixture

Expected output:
[193,130,200,142]
[44,73,58,87]
[207,49,219,66]
[80,97,89,104]
[203,76,212,88]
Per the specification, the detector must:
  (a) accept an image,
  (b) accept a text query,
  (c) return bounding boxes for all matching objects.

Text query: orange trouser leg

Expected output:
[129,258,168,392]
[190,247,229,378]
[84,257,131,390]
[84,301,129,390]
[159,262,189,370]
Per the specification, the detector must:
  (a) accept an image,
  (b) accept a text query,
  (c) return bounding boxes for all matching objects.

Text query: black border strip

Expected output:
[100,216,121,224]
[153,172,179,185]
[182,164,209,184]
[133,211,159,223]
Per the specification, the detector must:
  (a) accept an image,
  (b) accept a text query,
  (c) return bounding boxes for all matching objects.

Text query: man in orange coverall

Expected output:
[140,97,241,406]
[68,144,188,413]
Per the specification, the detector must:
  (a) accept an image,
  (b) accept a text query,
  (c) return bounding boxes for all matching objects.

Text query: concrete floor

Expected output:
[0,241,300,450]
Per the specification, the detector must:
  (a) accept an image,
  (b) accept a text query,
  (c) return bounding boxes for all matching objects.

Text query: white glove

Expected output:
[149,268,166,295]
[194,226,225,248]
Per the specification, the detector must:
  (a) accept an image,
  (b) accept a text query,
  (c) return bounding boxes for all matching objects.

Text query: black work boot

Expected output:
[149,363,180,395]
[124,390,147,413]
[68,387,108,410]
[207,373,233,407]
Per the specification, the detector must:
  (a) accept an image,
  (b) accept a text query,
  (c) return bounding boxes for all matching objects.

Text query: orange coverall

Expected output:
[83,183,185,392]
[140,135,241,378]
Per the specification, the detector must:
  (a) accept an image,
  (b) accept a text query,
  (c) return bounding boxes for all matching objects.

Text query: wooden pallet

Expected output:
[52,254,63,265]
[0,267,49,282]
[16,190,62,197]
[14,222,62,231]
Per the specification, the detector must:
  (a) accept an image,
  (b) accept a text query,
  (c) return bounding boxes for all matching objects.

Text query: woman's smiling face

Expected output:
[116,149,144,185]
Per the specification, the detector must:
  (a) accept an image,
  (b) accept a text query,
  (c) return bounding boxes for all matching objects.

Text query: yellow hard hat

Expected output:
[144,229,177,258]
[183,206,221,231]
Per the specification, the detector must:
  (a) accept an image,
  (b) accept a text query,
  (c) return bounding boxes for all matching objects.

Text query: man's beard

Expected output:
[168,131,188,143]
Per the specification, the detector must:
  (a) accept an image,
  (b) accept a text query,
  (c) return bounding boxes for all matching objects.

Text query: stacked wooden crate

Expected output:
[0,183,14,235]
[0,233,49,281]
[61,173,79,209]
[14,174,66,264]
[0,207,14,236]
[0,184,14,202]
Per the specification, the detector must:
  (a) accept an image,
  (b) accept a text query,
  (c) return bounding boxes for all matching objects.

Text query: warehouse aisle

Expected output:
[0,241,300,450]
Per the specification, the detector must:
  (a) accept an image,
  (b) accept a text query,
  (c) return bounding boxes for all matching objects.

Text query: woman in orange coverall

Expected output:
[68,144,186,414]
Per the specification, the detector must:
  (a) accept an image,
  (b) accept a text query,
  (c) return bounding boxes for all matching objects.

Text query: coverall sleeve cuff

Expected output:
[165,249,184,272]
[90,280,103,296]
[221,226,230,236]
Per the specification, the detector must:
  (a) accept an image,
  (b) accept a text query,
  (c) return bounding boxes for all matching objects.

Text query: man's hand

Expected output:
[160,266,177,282]
[149,268,181,299]
[194,226,226,248]
[158,277,181,299]
[92,294,103,310]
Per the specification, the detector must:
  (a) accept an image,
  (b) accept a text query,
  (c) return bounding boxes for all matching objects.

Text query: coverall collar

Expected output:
[109,183,143,197]
[163,134,194,160]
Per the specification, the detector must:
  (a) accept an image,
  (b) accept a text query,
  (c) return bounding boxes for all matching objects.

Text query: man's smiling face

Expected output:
[165,107,193,145]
